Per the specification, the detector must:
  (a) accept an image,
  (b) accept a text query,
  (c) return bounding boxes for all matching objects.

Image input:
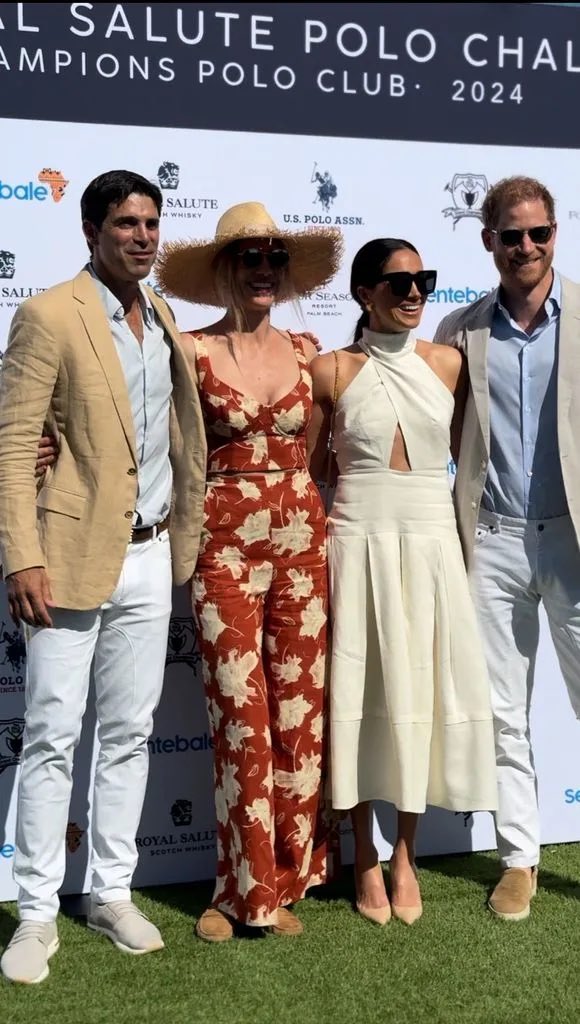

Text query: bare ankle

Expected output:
[355,845,379,870]
[392,841,415,866]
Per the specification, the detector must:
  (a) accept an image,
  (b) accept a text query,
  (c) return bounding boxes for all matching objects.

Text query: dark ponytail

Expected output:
[350,237,419,342]
[354,308,370,343]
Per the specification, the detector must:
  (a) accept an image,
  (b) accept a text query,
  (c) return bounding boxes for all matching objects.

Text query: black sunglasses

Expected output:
[236,248,289,269]
[377,270,437,297]
[491,225,554,247]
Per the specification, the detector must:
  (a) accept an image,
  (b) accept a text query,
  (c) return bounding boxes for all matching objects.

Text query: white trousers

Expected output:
[15,532,172,921]
[473,510,580,869]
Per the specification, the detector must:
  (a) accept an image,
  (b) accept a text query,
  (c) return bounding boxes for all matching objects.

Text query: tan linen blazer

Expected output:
[434,274,580,570]
[0,269,207,609]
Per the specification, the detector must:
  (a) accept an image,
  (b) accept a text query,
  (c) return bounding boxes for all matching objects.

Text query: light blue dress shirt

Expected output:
[482,272,568,521]
[88,265,173,528]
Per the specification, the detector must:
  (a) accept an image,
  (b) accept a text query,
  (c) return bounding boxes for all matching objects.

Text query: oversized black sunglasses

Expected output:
[491,225,554,247]
[377,270,437,297]
[236,248,290,269]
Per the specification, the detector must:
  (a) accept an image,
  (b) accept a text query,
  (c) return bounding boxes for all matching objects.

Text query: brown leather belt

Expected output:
[130,515,170,544]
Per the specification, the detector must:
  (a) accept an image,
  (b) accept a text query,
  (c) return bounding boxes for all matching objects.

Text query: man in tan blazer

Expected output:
[0,169,206,984]
[435,175,580,922]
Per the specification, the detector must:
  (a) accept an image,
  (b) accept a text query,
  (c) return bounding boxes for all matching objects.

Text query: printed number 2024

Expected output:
[452,81,523,104]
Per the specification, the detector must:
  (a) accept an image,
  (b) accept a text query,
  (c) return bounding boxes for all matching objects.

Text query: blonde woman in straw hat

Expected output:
[156,202,343,943]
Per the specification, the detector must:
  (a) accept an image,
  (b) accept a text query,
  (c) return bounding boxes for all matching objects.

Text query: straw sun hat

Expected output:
[155,201,344,307]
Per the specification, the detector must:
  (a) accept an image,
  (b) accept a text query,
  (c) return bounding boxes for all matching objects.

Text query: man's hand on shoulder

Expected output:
[6,567,55,628]
[302,330,322,353]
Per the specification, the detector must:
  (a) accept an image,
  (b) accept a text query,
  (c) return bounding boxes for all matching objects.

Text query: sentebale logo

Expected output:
[0,168,69,203]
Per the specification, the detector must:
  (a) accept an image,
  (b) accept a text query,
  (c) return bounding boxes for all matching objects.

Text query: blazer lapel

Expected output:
[465,290,497,453]
[73,270,137,463]
[558,275,580,425]
[147,287,190,392]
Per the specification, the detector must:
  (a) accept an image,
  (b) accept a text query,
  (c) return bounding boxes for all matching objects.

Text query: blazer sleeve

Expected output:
[0,304,59,576]
[433,310,466,352]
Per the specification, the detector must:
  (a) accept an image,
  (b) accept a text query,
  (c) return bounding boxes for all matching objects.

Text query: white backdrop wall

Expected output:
[0,1,580,899]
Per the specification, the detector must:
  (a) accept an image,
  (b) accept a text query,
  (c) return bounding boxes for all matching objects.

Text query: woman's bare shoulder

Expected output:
[180,324,220,340]
[418,338,462,368]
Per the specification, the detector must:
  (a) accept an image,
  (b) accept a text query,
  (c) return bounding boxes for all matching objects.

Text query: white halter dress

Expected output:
[327,328,497,814]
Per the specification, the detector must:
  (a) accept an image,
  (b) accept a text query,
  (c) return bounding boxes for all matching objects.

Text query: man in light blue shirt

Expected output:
[88,265,173,530]
[435,175,580,923]
[483,272,567,521]
[0,169,206,984]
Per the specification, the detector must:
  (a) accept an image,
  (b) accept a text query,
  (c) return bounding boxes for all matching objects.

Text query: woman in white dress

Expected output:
[308,239,497,925]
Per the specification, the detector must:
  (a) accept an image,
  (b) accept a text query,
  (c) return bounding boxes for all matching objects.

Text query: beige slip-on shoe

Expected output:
[87,900,164,953]
[488,867,538,921]
[1,921,59,984]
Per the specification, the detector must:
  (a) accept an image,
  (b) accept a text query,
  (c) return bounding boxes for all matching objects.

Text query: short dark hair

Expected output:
[80,169,163,229]
[481,176,556,230]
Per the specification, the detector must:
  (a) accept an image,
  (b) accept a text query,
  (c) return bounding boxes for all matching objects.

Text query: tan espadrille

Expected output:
[195,908,234,943]
[272,907,304,936]
[488,867,538,921]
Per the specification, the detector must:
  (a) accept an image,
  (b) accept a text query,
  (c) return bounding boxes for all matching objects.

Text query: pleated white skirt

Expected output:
[327,468,498,814]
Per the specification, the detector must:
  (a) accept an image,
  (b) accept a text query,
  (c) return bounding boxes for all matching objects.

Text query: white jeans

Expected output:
[473,510,580,869]
[15,532,172,921]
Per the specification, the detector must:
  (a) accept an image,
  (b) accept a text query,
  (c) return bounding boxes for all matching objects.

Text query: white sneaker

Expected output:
[87,900,164,955]
[1,921,59,984]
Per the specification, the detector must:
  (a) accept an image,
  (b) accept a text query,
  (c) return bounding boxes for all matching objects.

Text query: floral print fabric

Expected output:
[191,332,328,926]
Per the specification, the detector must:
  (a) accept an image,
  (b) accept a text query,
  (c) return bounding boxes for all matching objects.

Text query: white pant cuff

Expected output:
[501,857,539,870]
[18,911,58,923]
[91,888,132,906]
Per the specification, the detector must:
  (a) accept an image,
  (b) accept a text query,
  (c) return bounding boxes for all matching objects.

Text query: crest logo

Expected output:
[156,164,217,220]
[0,623,25,674]
[157,161,180,191]
[170,799,193,827]
[0,251,15,279]
[166,616,199,669]
[0,718,25,775]
[66,821,85,853]
[443,173,489,229]
[312,163,338,211]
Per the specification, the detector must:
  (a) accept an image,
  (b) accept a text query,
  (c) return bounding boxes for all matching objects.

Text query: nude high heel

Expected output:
[390,862,423,925]
[356,899,392,926]
[391,902,423,925]
[355,862,392,926]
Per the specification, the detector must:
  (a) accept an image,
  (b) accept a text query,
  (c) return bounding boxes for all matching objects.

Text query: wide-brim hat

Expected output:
[155,201,343,307]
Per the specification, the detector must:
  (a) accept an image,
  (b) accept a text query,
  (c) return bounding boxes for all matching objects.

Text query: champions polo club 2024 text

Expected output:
[1,4,579,103]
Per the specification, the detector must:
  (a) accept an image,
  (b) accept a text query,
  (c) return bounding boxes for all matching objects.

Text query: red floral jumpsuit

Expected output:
[191,331,328,927]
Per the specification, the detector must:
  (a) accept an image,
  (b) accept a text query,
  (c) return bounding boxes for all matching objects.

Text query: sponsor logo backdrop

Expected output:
[0,2,579,899]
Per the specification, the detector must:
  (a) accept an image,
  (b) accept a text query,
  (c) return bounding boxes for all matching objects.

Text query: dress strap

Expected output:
[185,331,211,374]
[286,330,310,365]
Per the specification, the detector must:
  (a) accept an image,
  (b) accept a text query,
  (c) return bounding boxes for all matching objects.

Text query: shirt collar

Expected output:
[495,270,561,323]
[86,263,155,327]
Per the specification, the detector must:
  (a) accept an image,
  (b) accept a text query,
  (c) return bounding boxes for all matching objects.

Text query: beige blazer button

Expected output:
[471,500,477,509]
[124,511,133,519]
[127,467,137,476]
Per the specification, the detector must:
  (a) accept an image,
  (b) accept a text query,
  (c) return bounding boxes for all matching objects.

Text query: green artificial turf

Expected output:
[2,845,580,1024]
